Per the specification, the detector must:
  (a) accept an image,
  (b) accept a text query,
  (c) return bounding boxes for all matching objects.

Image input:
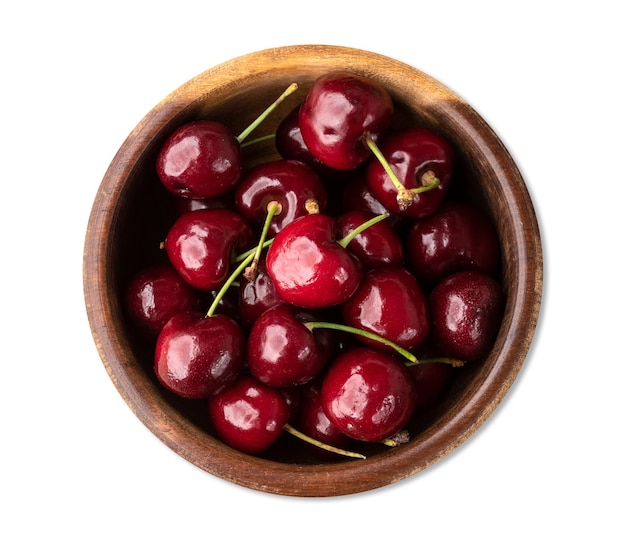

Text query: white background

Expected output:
[2,1,624,540]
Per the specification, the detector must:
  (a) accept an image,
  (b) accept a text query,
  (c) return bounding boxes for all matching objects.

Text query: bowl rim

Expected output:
[83,44,543,497]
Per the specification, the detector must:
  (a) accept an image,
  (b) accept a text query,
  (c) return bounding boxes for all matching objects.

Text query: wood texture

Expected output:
[83,45,543,497]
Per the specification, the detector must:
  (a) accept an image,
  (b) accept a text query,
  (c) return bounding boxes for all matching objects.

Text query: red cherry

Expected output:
[341,266,430,353]
[237,259,282,328]
[366,127,455,217]
[429,270,504,361]
[321,347,417,442]
[335,210,403,269]
[157,120,242,199]
[234,159,328,235]
[299,71,394,170]
[265,213,363,308]
[154,312,244,399]
[124,262,203,338]
[208,375,290,455]
[247,303,334,387]
[405,200,500,283]
[164,209,254,291]
[294,381,355,459]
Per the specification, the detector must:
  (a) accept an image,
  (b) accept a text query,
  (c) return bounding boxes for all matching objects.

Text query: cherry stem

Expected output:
[206,251,255,318]
[244,201,282,281]
[337,212,390,249]
[283,424,366,460]
[237,83,298,143]
[240,133,276,149]
[305,321,464,367]
[234,239,273,263]
[363,133,440,211]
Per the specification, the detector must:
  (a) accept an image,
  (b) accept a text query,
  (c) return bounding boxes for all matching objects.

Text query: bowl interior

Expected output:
[84,45,542,497]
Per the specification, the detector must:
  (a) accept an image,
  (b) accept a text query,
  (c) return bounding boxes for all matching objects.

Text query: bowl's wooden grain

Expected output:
[83,45,542,497]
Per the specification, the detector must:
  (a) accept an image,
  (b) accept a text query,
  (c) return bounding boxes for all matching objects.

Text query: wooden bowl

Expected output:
[83,45,542,497]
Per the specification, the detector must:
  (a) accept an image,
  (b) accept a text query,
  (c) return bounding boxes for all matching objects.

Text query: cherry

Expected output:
[299,71,394,170]
[208,375,290,455]
[247,303,334,387]
[234,159,328,235]
[124,262,203,338]
[340,266,430,353]
[335,209,403,269]
[265,213,365,308]
[405,200,501,284]
[294,381,355,459]
[366,127,455,216]
[157,83,298,199]
[407,342,454,411]
[164,209,255,291]
[429,270,504,361]
[154,311,244,399]
[321,347,418,442]
[238,259,282,328]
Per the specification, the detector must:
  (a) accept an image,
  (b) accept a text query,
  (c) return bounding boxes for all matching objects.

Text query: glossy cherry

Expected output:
[265,213,363,308]
[341,266,430,353]
[321,347,418,442]
[234,159,328,235]
[247,303,334,388]
[405,200,501,283]
[157,120,243,199]
[430,270,504,361]
[294,381,355,459]
[208,375,290,455]
[335,210,403,269]
[124,262,203,338]
[238,259,282,328]
[407,342,454,411]
[366,127,455,217]
[164,209,254,291]
[299,71,394,170]
[154,311,244,399]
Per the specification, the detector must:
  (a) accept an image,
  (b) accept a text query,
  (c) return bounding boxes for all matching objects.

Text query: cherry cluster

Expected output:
[124,72,504,460]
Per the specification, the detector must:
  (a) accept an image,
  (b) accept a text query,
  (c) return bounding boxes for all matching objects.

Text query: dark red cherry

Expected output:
[157,120,242,199]
[299,71,394,170]
[294,381,354,459]
[208,375,290,455]
[234,159,328,235]
[366,127,455,217]
[154,312,244,399]
[124,262,203,338]
[341,266,430,353]
[430,270,504,361]
[335,210,403,269]
[405,200,500,284]
[408,342,454,411]
[171,191,235,215]
[247,304,333,388]
[238,259,282,328]
[265,213,363,308]
[321,347,417,442]
[164,209,255,291]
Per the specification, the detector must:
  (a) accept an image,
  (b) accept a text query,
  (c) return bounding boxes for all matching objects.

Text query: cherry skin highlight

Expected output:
[157,120,242,199]
[299,71,394,170]
[164,209,254,291]
[154,312,245,399]
[265,213,363,308]
[429,270,504,361]
[341,266,430,353]
[321,347,418,442]
[208,375,290,455]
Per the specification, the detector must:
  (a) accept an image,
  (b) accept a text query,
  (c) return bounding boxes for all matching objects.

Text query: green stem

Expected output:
[305,321,465,367]
[283,424,366,460]
[234,239,274,263]
[240,133,276,149]
[206,251,255,318]
[337,212,390,249]
[243,201,282,281]
[237,82,298,143]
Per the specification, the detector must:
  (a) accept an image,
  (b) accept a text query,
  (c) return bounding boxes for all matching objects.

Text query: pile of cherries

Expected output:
[124,72,505,460]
